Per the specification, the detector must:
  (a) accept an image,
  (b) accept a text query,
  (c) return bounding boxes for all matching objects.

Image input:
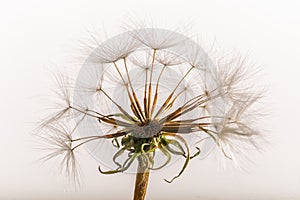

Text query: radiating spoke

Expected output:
[113,61,145,122]
[124,57,146,121]
[99,88,138,123]
[150,64,167,117]
[147,49,157,119]
[154,66,194,119]
[71,131,127,150]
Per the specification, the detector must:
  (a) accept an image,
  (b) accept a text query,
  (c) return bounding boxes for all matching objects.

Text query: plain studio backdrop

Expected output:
[0,0,299,199]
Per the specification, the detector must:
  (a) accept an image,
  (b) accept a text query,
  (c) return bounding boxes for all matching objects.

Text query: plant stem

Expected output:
[133,157,150,200]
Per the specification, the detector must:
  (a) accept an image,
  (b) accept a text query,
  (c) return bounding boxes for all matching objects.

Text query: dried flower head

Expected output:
[38,27,263,188]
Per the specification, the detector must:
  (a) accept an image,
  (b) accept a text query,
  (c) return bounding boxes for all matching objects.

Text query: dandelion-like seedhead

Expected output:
[38,28,263,184]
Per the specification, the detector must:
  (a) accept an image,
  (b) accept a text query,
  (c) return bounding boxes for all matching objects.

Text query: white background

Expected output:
[0,0,300,199]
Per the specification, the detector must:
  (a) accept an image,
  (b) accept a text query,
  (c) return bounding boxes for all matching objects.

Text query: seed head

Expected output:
[37,27,264,184]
